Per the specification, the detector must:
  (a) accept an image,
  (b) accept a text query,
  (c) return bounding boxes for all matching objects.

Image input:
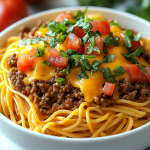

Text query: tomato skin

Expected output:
[131,40,141,51]
[17,53,34,72]
[65,33,83,53]
[146,67,150,82]
[102,82,115,97]
[0,0,28,32]
[28,48,37,57]
[55,11,73,22]
[72,26,86,38]
[128,65,146,83]
[48,48,68,67]
[84,36,104,55]
[90,21,110,35]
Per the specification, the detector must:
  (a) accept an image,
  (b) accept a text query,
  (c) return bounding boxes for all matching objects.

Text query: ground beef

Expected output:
[8,65,85,115]
[119,78,150,101]
[8,68,31,96]
[7,53,18,68]
[94,94,115,107]
[19,20,49,39]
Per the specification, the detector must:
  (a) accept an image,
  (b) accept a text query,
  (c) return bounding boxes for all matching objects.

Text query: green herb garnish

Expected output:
[124,46,145,64]
[56,77,65,85]
[43,60,50,65]
[18,37,48,46]
[35,45,45,57]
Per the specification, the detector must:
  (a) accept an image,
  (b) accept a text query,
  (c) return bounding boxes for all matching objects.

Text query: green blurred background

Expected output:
[27,0,150,21]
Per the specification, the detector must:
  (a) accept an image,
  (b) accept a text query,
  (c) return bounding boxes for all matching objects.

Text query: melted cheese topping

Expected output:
[15,24,150,103]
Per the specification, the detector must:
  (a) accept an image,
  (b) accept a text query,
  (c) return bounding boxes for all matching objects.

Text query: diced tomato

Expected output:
[48,48,67,67]
[90,21,110,35]
[72,26,86,38]
[28,48,37,57]
[84,36,104,55]
[102,82,115,97]
[17,53,34,72]
[107,44,114,49]
[131,40,141,51]
[146,67,150,83]
[128,65,146,83]
[55,11,73,22]
[65,33,84,53]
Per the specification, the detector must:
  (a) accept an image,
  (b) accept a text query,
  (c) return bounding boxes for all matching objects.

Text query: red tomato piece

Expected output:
[84,36,104,55]
[107,44,114,49]
[102,82,115,97]
[128,65,146,83]
[17,53,34,72]
[90,21,110,35]
[131,40,141,51]
[0,0,28,32]
[145,67,150,83]
[65,33,83,53]
[28,48,37,57]
[55,11,73,22]
[48,48,67,67]
[72,26,86,38]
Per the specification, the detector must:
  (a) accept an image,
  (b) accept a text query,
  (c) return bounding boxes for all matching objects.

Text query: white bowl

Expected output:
[0,6,150,150]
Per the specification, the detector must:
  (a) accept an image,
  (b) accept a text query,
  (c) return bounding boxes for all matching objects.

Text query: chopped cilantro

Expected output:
[56,77,65,86]
[43,60,50,65]
[87,37,100,54]
[18,37,48,46]
[73,7,88,19]
[124,35,132,48]
[100,67,116,83]
[35,45,45,57]
[113,64,126,76]
[133,32,142,41]
[124,30,142,49]
[60,49,97,79]
[125,46,145,64]
[50,37,58,48]
[104,32,119,47]
[104,54,116,63]
[109,20,120,28]
[100,65,126,83]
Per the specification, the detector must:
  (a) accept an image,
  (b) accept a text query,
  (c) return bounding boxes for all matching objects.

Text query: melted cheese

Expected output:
[15,25,150,103]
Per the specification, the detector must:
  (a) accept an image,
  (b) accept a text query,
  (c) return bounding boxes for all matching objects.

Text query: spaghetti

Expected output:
[0,9,150,138]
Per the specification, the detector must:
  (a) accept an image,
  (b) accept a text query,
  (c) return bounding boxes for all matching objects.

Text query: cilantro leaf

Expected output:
[18,37,48,46]
[60,49,96,79]
[50,37,58,48]
[124,30,133,38]
[43,60,50,65]
[56,77,65,86]
[113,64,126,76]
[124,35,132,48]
[133,32,142,41]
[73,7,88,19]
[104,54,116,63]
[125,46,145,64]
[35,46,45,57]
[109,19,120,28]
[104,32,119,47]
[100,67,116,83]
[124,30,142,49]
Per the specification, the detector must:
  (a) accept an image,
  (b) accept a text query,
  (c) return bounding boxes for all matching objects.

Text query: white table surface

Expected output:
[0,0,150,149]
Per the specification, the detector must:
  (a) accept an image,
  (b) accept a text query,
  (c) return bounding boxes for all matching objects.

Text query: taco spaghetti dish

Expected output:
[1,9,150,138]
